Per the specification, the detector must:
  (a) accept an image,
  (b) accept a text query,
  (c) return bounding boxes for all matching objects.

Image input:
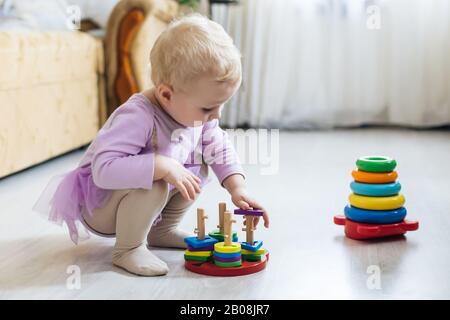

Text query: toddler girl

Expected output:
[34,14,269,276]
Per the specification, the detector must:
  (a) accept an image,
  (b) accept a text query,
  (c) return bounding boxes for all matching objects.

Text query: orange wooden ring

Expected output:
[352,170,398,184]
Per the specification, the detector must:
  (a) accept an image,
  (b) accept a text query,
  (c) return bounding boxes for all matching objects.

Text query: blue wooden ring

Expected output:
[350,181,401,197]
[344,205,407,224]
[213,251,241,259]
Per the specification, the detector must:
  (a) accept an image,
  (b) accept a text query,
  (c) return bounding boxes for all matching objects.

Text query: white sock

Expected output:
[112,244,169,276]
[148,228,192,249]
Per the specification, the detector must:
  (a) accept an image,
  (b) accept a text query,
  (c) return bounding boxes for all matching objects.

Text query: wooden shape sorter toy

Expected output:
[184,203,269,277]
[208,202,238,242]
[235,208,264,252]
[184,208,218,249]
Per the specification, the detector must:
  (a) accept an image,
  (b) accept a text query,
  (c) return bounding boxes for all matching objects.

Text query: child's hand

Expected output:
[231,187,269,228]
[155,154,201,200]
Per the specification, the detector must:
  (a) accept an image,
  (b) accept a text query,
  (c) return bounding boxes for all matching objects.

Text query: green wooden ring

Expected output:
[213,259,242,268]
[184,255,210,262]
[356,156,397,173]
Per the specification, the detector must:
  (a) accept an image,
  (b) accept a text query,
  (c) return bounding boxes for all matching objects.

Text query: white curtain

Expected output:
[213,0,450,129]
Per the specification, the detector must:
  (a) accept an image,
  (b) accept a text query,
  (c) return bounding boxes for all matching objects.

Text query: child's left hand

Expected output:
[231,187,269,228]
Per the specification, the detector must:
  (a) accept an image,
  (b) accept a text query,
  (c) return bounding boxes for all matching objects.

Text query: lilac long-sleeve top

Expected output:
[40,93,245,244]
[81,93,244,189]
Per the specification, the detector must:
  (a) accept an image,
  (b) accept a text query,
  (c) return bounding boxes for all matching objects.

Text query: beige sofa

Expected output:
[0,0,178,178]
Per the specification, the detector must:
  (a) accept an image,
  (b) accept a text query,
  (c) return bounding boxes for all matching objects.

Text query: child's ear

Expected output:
[158,84,173,104]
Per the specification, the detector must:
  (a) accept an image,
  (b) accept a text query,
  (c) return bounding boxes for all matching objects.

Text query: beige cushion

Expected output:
[0,31,104,177]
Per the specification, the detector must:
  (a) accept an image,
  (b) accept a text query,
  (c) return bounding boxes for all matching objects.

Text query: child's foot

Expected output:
[112,244,169,276]
[147,229,191,249]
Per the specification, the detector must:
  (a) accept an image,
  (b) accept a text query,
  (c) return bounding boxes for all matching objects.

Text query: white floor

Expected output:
[1,128,450,299]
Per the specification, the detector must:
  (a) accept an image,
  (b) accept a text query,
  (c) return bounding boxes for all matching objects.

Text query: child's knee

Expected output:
[152,180,170,197]
[136,181,170,208]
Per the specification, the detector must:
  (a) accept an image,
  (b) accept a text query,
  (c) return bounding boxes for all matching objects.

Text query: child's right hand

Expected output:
[154,154,201,200]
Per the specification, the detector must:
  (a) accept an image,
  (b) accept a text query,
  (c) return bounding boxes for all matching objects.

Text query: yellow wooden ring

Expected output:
[214,242,241,253]
[184,250,212,257]
[349,193,405,210]
[241,248,265,255]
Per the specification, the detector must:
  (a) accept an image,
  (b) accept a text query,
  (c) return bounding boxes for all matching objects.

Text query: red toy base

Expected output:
[185,253,269,277]
[334,215,419,240]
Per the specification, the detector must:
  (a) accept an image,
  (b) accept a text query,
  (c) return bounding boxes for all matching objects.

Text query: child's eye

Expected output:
[202,105,220,113]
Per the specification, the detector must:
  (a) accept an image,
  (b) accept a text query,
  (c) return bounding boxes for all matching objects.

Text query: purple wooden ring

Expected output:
[213,255,242,262]
[187,245,214,252]
[234,208,264,216]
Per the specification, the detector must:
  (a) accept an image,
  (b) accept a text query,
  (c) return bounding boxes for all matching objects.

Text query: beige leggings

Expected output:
[82,180,195,250]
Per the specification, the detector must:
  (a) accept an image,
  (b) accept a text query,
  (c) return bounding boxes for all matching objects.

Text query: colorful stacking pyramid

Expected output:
[334,156,419,240]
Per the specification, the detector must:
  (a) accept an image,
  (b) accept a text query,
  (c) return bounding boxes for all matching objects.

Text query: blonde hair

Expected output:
[150,14,242,90]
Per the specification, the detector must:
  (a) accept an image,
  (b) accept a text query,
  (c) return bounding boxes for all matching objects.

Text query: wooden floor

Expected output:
[1,128,449,299]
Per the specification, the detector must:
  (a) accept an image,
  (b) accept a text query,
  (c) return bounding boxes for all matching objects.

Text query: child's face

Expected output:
[160,76,238,127]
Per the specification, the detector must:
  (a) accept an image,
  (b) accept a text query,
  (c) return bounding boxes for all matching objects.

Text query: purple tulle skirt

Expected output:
[33,163,211,245]
[33,166,113,244]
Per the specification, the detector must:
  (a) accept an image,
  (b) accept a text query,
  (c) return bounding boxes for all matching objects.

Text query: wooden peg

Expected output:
[195,208,208,240]
[223,210,236,246]
[242,216,256,244]
[217,202,226,234]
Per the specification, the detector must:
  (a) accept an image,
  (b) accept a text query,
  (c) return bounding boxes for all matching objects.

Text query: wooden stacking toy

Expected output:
[184,208,216,262]
[213,211,242,267]
[208,202,238,242]
[184,203,269,276]
[234,208,264,252]
[334,156,419,240]
[184,208,218,249]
